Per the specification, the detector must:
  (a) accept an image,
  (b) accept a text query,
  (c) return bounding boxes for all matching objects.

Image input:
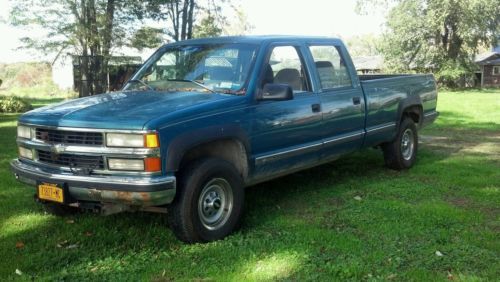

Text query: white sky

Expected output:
[0,0,386,63]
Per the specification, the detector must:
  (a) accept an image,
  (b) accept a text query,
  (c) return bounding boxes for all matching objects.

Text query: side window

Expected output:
[493,66,500,75]
[309,45,352,89]
[263,46,310,93]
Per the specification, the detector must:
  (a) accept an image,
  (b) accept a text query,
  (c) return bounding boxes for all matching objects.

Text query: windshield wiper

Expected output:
[127,79,155,91]
[167,78,215,93]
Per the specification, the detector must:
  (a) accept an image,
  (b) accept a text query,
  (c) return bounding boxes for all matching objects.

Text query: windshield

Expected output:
[124,43,258,94]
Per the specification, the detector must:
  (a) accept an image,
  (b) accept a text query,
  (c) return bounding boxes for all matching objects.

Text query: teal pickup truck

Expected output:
[11,36,438,243]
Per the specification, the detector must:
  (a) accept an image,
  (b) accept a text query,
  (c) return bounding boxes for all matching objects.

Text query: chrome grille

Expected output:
[35,128,103,146]
[37,150,104,169]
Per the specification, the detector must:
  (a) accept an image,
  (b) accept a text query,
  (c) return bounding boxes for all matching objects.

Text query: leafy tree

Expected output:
[358,0,500,86]
[345,34,383,57]
[10,0,143,97]
[193,15,223,38]
[129,27,165,50]
[144,0,197,42]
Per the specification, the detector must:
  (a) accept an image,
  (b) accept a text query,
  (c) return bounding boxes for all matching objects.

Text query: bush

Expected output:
[0,96,33,113]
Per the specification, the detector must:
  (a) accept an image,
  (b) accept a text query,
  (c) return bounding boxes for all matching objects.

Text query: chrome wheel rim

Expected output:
[401,128,414,160]
[198,178,233,230]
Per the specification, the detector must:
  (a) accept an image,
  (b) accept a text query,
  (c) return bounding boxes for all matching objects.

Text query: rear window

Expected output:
[309,45,352,89]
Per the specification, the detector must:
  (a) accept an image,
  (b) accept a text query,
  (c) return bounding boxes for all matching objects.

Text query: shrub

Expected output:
[0,96,33,113]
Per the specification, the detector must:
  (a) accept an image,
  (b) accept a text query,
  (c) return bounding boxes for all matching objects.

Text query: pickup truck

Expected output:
[11,36,438,243]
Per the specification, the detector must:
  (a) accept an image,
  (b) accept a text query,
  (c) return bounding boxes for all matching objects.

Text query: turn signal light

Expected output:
[144,157,161,172]
[144,133,159,148]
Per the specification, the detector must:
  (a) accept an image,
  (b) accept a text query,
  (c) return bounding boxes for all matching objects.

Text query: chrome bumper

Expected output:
[11,159,176,206]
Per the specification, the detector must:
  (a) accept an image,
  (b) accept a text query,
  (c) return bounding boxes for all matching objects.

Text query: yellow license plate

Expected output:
[38,183,64,203]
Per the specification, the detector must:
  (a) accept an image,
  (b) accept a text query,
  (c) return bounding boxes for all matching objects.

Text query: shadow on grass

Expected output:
[0,114,20,124]
[429,110,500,132]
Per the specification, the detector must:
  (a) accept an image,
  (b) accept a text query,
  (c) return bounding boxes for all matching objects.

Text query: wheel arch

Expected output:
[397,95,423,129]
[165,126,250,180]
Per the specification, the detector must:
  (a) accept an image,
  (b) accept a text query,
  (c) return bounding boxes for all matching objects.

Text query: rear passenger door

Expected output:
[251,44,323,178]
[307,44,365,160]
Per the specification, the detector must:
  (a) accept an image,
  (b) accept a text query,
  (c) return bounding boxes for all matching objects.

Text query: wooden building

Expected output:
[475,41,500,88]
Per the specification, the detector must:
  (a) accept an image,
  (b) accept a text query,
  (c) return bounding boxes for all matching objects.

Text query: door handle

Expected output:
[352,97,361,105]
[311,103,321,113]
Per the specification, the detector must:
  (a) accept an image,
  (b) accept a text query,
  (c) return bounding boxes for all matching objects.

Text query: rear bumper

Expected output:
[11,159,176,206]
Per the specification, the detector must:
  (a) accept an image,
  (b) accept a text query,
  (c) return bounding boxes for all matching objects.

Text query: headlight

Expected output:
[107,157,161,172]
[106,133,144,147]
[17,125,32,139]
[106,132,159,148]
[19,147,33,159]
[108,158,144,171]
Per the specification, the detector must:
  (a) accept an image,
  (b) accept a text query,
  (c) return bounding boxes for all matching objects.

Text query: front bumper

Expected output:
[11,159,176,206]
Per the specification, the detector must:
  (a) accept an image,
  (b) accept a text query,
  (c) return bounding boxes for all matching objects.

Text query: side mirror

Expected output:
[259,83,293,101]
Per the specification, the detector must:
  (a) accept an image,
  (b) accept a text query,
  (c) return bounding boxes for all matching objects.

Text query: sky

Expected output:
[0,0,387,63]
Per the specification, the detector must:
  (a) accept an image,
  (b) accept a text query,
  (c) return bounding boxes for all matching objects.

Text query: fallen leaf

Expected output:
[66,244,79,249]
[15,269,23,276]
[447,272,454,280]
[15,241,25,249]
[354,196,362,201]
[66,219,75,224]
[435,250,444,257]
[57,240,69,248]
[84,231,93,237]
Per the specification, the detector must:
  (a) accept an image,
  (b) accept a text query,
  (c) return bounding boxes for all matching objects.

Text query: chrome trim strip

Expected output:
[255,130,365,165]
[19,158,161,176]
[18,122,155,134]
[17,138,160,157]
[255,142,322,165]
[366,122,396,134]
[323,131,364,145]
[424,111,438,117]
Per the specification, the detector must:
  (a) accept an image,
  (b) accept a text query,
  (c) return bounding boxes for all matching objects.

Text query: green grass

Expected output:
[0,89,498,281]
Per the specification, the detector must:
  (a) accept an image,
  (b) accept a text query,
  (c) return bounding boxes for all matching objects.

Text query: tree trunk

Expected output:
[100,0,115,92]
[187,0,195,39]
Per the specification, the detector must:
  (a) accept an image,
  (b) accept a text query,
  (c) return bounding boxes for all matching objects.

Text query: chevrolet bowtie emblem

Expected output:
[51,144,66,154]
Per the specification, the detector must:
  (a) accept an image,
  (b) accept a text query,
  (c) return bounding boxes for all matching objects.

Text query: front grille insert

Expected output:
[35,128,103,146]
[37,150,104,169]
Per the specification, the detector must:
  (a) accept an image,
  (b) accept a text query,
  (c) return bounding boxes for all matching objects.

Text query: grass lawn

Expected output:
[0,89,498,281]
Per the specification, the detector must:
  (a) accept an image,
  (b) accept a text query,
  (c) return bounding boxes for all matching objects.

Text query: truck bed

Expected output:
[359,73,438,147]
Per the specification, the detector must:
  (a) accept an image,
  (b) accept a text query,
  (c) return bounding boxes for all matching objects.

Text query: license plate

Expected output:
[38,183,64,203]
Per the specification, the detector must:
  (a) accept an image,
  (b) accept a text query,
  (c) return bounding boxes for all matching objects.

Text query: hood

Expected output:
[19,91,233,130]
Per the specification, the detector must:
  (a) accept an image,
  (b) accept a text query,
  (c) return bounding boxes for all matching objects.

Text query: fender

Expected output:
[164,124,251,172]
[395,93,423,130]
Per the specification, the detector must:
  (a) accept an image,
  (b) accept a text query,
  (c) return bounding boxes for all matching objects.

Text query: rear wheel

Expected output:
[168,158,244,243]
[382,117,418,170]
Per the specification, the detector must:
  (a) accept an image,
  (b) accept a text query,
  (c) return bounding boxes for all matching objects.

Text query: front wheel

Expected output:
[382,117,418,170]
[167,158,244,243]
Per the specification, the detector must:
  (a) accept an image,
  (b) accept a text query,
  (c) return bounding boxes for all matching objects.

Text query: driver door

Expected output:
[250,44,323,179]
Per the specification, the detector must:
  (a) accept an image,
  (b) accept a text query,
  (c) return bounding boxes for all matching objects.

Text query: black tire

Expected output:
[42,203,78,216]
[382,117,418,170]
[168,158,244,243]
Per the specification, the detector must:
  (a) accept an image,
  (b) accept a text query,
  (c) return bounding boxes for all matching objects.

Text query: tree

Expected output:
[10,0,142,97]
[129,27,165,50]
[358,0,500,86]
[144,0,233,41]
[145,0,197,42]
[193,15,223,38]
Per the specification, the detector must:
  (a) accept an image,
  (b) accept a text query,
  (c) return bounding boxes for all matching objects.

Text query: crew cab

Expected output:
[11,36,438,243]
